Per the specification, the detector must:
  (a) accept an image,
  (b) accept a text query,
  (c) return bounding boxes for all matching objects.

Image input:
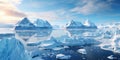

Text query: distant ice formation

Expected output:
[15,18,35,30]
[15,18,52,30]
[34,19,52,29]
[66,20,97,29]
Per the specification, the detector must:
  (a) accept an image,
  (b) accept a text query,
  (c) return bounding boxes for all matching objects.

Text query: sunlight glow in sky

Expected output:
[0,0,120,25]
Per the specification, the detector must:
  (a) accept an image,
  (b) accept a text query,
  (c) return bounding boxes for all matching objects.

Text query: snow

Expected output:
[34,19,52,28]
[83,20,97,28]
[15,17,35,30]
[98,24,120,53]
[34,19,45,27]
[107,55,117,60]
[0,37,31,60]
[16,17,35,27]
[77,49,87,54]
[56,54,71,59]
[66,20,83,28]
[66,20,97,29]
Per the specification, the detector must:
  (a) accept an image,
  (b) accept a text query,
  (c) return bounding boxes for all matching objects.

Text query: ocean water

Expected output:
[1,28,120,60]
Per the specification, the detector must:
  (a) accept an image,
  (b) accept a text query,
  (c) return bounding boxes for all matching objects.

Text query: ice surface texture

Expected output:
[0,38,31,60]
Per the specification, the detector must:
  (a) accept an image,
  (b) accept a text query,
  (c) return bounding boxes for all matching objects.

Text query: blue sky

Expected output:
[0,0,120,25]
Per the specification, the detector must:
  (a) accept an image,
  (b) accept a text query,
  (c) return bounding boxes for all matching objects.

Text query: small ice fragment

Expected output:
[56,54,71,59]
[107,55,117,59]
[77,49,87,54]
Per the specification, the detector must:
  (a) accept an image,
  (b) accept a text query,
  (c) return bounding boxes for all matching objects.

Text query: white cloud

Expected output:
[0,0,26,24]
[26,11,60,21]
[71,0,111,15]
[0,0,22,4]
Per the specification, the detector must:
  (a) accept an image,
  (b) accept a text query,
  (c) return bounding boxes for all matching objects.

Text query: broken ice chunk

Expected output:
[56,54,71,59]
[77,49,87,54]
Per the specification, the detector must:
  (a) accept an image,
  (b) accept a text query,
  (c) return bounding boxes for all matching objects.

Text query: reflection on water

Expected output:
[67,29,98,38]
[35,29,52,37]
[15,30,36,41]
[7,28,120,60]
[15,29,52,42]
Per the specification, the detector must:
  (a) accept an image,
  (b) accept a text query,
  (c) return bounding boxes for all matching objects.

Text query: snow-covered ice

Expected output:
[15,18,35,30]
[77,49,87,54]
[0,37,31,60]
[56,54,71,59]
[34,19,52,28]
[66,20,97,29]
[107,55,117,60]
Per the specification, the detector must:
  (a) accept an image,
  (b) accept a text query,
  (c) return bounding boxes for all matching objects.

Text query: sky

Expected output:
[0,0,120,25]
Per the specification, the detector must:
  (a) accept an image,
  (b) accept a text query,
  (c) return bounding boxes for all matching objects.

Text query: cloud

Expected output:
[25,11,65,22]
[0,0,26,23]
[0,0,22,4]
[3,8,26,17]
[71,0,112,15]
[25,9,76,25]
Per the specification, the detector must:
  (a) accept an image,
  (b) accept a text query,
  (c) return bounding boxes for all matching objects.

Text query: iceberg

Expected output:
[84,20,97,28]
[15,17,35,30]
[0,37,31,60]
[99,27,120,53]
[83,20,97,29]
[66,20,97,29]
[66,20,84,29]
[34,19,52,29]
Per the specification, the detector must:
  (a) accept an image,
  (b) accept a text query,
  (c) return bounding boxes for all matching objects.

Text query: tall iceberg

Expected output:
[83,20,97,29]
[0,38,31,60]
[66,20,97,29]
[34,19,52,29]
[66,20,84,28]
[15,17,35,30]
